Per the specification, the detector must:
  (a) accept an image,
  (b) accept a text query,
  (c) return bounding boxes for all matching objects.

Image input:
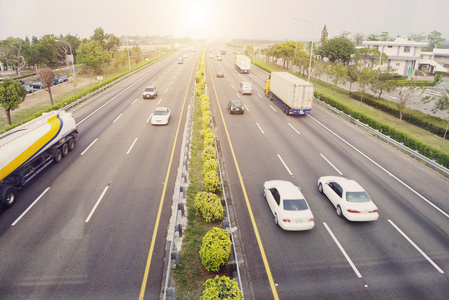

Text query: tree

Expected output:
[392,80,422,124]
[355,66,376,104]
[0,78,27,125]
[423,89,449,144]
[329,62,347,94]
[112,50,128,70]
[366,34,379,41]
[130,45,142,65]
[76,40,111,74]
[409,32,426,42]
[91,27,121,54]
[0,37,26,76]
[274,41,298,69]
[292,50,310,76]
[40,68,56,105]
[346,65,358,91]
[427,30,445,50]
[370,66,397,98]
[353,33,365,46]
[315,36,355,63]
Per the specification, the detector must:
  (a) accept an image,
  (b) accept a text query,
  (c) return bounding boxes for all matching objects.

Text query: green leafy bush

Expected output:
[203,159,218,174]
[202,146,217,162]
[199,227,232,272]
[202,114,212,129]
[194,191,224,222]
[204,170,222,192]
[201,127,213,138]
[199,276,243,300]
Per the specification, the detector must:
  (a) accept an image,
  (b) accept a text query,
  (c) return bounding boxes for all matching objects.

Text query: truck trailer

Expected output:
[0,110,78,210]
[235,55,251,74]
[264,72,314,115]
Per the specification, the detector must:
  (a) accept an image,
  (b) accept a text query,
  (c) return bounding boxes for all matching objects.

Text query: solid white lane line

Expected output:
[127,138,138,154]
[388,219,445,274]
[288,123,301,135]
[323,222,363,279]
[277,154,293,176]
[256,123,265,134]
[113,114,123,123]
[309,115,449,219]
[81,138,98,156]
[320,154,343,175]
[12,187,50,226]
[269,105,277,112]
[85,184,110,223]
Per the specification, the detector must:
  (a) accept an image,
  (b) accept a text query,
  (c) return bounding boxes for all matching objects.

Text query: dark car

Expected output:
[227,100,244,114]
[31,81,43,89]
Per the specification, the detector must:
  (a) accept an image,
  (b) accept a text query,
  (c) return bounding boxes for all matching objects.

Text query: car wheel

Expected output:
[318,183,323,193]
[61,143,69,157]
[1,185,17,209]
[336,205,342,217]
[274,213,279,225]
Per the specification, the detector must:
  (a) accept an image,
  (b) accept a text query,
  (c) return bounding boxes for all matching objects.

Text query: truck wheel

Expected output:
[54,148,63,163]
[61,143,69,157]
[1,186,17,209]
[68,138,76,151]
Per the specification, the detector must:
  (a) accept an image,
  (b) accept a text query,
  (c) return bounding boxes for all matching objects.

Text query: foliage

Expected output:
[39,68,56,105]
[203,159,219,175]
[0,37,26,76]
[199,227,232,272]
[315,36,355,63]
[329,62,347,94]
[199,276,243,300]
[423,89,449,142]
[76,40,111,74]
[194,192,224,222]
[355,66,376,104]
[202,146,217,162]
[204,170,222,193]
[427,30,445,50]
[0,78,27,125]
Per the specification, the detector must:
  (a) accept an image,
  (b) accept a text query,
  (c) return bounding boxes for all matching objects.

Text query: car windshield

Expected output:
[346,191,371,202]
[232,101,242,107]
[154,110,167,115]
[145,87,154,92]
[283,199,308,211]
[242,83,251,87]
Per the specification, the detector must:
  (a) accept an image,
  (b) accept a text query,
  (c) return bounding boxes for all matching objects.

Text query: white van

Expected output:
[239,82,253,95]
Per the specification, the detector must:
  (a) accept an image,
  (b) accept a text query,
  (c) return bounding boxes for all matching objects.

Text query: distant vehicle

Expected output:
[264,72,314,115]
[31,81,42,89]
[318,176,379,222]
[183,54,188,58]
[216,70,224,78]
[221,50,226,55]
[227,100,244,114]
[239,82,252,95]
[0,111,78,209]
[177,57,183,64]
[24,85,34,93]
[217,56,222,61]
[235,55,250,74]
[151,107,171,125]
[209,54,214,58]
[263,180,315,231]
[143,86,158,99]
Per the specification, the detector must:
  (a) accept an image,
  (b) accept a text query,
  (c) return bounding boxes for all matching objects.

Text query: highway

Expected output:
[206,47,449,299]
[0,45,448,300]
[0,50,199,299]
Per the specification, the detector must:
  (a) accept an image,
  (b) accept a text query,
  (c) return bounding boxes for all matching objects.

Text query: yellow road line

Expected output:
[206,62,279,299]
[139,59,196,300]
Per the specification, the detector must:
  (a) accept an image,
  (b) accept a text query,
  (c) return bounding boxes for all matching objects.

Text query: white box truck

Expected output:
[0,110,78,210]
[235,55,251,74]
[264,72,314,115]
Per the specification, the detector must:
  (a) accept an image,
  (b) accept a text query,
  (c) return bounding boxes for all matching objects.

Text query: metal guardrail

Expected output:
[315,99,449,176]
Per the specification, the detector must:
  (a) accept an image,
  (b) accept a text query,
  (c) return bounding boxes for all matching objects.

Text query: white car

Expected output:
[318,176,379,221]
[263,180,315,231]
[151,107,170,125]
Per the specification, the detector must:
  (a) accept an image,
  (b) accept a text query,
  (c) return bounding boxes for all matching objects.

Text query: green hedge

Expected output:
[199,227,232,272]
[316,91,449,168]
[348,91,449,140]
[199,276,243,300]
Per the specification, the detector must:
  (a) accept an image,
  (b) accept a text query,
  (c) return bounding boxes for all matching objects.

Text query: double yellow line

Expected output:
[206,60,279,299]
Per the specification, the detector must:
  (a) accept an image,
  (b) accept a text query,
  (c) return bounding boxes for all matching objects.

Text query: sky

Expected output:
[1,0,448,42]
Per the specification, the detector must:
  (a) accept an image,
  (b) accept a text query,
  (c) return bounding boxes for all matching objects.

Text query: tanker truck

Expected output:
[264,72,314,115]
[0,110,78,210]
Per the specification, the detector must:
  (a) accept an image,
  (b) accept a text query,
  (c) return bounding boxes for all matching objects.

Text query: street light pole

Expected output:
[56,39,76,81]
[293,17,314,82]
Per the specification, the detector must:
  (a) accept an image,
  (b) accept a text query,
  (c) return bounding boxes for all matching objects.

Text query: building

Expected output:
[362,37,427,76]
[418,50,448,75]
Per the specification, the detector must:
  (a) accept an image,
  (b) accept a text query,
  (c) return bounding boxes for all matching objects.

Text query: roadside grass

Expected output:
[254,58,449,154]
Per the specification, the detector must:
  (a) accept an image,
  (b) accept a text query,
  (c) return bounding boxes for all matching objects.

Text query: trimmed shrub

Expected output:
[202,146,217,162]
[194,191,224,222]
[204,170,222,192]
[203,159,218,174]
[199,276,243,300]
[201,127,213,138]
[202,114,212,129]
[199,227,232,272]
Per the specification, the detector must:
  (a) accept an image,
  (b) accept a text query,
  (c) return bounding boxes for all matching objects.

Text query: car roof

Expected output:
[230,100,242,104]
[328,177,365,192]
[146,85,155,89]
[155,107,168,111]
[265,180,303,199]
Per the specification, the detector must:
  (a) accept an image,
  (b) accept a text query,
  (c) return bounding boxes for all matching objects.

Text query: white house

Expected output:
[362,37,427,76]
